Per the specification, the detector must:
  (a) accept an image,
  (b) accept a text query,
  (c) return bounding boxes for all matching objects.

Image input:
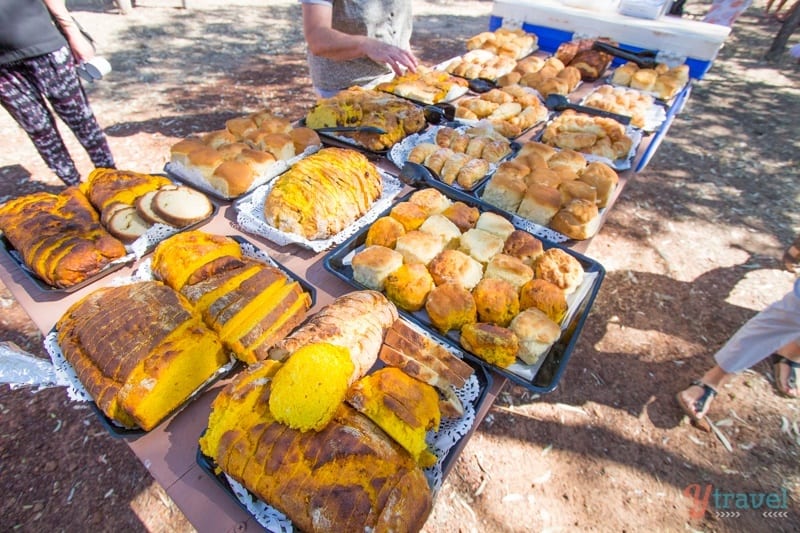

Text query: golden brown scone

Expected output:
[611,61,639,86]
[459,228,505,264]
[425,282,478,333]
[551,165,580,183]
[503,229,544,266]
[472,278,520,327]
[395,230,446,266]
[517,184,562,226]
[484,253,534,291]
[578,161,619,208]
[549,199,600,241]
[547,149,586,174]
[559,180,598,206]
[524,167,563,189]
[442,201,480,233]
[475,211,515,241]
[384,263,435,312]
[630,69,657,91]
[533,247,584,294]
[408,188,452,215]
[418,214,462,249]
[351,245,404,291]
[481,172,527,213]
[365,216,407,249]
[509,307,561,365]
[459,322,519,368]
[519,278,568,323]
[390,202,429,231]
[427,249,484,290]
[493,160,531,182]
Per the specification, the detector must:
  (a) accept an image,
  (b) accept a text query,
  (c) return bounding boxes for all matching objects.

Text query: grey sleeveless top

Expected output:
[301,0,412,92]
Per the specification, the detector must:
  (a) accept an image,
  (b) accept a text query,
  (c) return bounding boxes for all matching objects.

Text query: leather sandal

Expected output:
[676,380,717,432]
[782,236,800,273]
[771,353,800,398]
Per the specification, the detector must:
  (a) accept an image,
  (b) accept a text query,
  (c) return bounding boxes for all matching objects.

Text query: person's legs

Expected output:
[0,57,81,185]
[32,47,115,170]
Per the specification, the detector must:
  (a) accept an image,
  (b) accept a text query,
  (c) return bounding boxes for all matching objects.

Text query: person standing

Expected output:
[299,0,419,98]
[0,0,115,186]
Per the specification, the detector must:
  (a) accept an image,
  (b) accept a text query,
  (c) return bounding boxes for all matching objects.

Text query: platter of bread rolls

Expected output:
[374,65,469,105]
[44,230,315,436]
[165,109,323,201]
[580,84,667,133]
[554,38,616,82]
[465,27,539,60]
[235,147,403,252]
[196,290,492,532]
[453,84,550,139]
[608,60,690,103]
[496,54,583,98]
[324,183,605,393]
[440,48,519,82]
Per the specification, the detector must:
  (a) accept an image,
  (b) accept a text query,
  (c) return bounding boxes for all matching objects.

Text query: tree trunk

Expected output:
[765,2,800,62]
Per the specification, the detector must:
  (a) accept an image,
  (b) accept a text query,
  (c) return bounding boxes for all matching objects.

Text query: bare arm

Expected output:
[43,0,96,63]
[302,3,417,76]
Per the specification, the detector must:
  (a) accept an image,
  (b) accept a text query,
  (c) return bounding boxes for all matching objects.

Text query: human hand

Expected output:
[363,39,418,76]
[66,31,96,64]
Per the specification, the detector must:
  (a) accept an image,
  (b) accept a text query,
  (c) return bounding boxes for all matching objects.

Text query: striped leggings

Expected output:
[0,47,114,186]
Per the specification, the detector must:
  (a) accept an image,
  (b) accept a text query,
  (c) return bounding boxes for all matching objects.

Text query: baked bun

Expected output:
[472,278,520,327]
[559,179,598,206]
[517,184,561,226]
[170,138,207,166]
[484,253,534,291]
[216,142,249,161]
[578,161,618,208]
[459,322,519,368]
[533,247,584,294]
[456,158,490,190]
[425,282,477,333]
[384,263,435,312]
[408,143,439,164]
[550,199,600,240]
[289,127,321,154]
[201,129,237,149]
[442,201,480,232]
[503,229,544,266]
[509,308,561,365]
[459,228,505,264]
[186,147,224,181]
[408,188,452,215]
[209,159,255,197]
[365,216,406,249]
[351,245,404,291]
[518,141,557,162]
[519,278,568,323]
[524,167,562,188]
[150,186,213,227]
[226,117,258,139]
[475,211,515,240]
[255,132,295,161]
[395,230,446,266]
[630,69,657,91]
[547,149,586,174]
[427,249,484,290]
[418,214,462,249]
[481,172,526,213]
[236,148,277,177]
[390,202,428,231]
[252,112,293,134]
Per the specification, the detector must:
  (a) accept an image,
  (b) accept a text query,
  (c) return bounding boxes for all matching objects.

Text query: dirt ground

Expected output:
[1,1,799,531]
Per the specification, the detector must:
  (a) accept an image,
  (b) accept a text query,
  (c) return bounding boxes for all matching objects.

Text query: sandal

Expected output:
[771,353,800,398]
[676,380,717,432]
[782,236,800,273]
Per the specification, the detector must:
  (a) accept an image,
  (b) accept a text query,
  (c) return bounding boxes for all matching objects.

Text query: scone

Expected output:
[509,308,561,365]
[442,201,480,232]
[549,199,600,241]
[425,282,477,333]
[390,202,429,231]
[503,229,544,266]
[578,161,618,208]
[395,230,446,266]
[459,322,519,368]
[481,172,527,213]
[519,278,568,323]
[427,249,484,290]
[408,188,452,216]
[351,245,404,290]
[516,184,561,226]
[475,211,515,240]
[365,216,406,249]
[459,228,505,264]
[484,253,534,291]
[384,263,435,312]
[533,247,584,294]
[472,278,520,327]
[418,214,462,249]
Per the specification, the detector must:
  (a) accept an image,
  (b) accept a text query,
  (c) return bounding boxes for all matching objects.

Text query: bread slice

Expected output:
[135,190,170,225]
[100,201,131,227]
[151,186,213,227]
[107,205,151,243]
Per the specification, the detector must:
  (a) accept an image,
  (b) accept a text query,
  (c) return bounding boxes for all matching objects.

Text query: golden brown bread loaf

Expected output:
[56,281,228,430]
[264,147,382,240]
[81,168,172,212]
[199,360,432,533]
[0,187,127,288]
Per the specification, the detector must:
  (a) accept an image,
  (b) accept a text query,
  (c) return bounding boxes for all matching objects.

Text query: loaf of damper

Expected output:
[56,281,228,431]
[199,359,433,533]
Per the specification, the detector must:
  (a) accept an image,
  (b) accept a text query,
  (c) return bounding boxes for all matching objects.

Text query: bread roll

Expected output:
[201,129,237,149]
[225,116,258,139]
[517,141,557,162]
[459,228,505,264]
[533,247,584,294]
[365,216,406,248]
[170,138,207,166]
[442,201,480,232]
[395,230,446,266]
[258,132,295,161]
[351,245,404,291]
[519,278,568,323]
[425,282,477,333]
[208,159,255,197]
[459,322,518,368]
[517,184,561,226]
[503,229,544,266]
[509,308,561,365]
[559,179,598,206]
[384,263,435,312]
[456,158,491,189]
[550,199,600,241]
[289,127,321,154]
[484,253,534,291]
[481,139,511,163]
[475,211,515,240]
[579,161,618,208]
[630,69,657,91]
[427,249,484,290]
[418,214,462,249]
[547,149,586,174]
[524,167,562,188]
[235,148,277,177]
[215,142,249,161]
[481,172,526,213]
[186,146,224,182]
[611,62,638,86]
[472,277,519,327]
[390,201,428,231]
[249,110,293,133]
[440,153,472,185]
[408,188,452,215]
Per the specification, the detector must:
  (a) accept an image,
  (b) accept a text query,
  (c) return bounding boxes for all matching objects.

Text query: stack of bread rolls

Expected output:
[352,188,586,369]
[610,61,690,101]
[169,109,321,198]
[454,84,549,138]
[466,27,538,60]
[444,49,518,81]
[581,84,657,130]
[554,38,615,82]
[497,55,582,98]
[541,110,634,162]
[480,141,619,240]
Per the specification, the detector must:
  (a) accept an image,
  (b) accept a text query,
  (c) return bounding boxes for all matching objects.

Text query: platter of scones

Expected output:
[324,183,605,393]
[0,168,215,291]
[196,290,493,531]
[44,230,316,436]
[166,109,323,200]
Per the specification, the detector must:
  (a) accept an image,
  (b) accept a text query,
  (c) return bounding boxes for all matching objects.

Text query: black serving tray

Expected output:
[196,350,493,530]
[323,180,605,394]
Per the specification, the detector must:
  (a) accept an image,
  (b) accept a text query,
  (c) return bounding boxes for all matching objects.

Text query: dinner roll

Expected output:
[475,211,515,240]
[187,146,224,181]
[503,229,544,266]
[533,247,584,294]
[425,282,478,333]
[550,199,600,241]
[365,216,406,249]
[459,228,505,264]
[390,202,428,231]
[559,180,598,206]
[481,172,526,213]
[289,127,321,154]
[351,245,404,291]
[472,278,520,327]
[170,138,207,167]
[384,263,435,312]
[578,161,618,208]
[484,253,534,291]
[442,201,480,232]
[509,308,561,365]
[201,129,237,149]
[517,141,557,162]
[209,159,255,197]
[547,149,586,174]
[427,249,484,290]
[235,149,277,177]
[519,278,568,323]
[226,116,258,139]
[408,188,452,215]
[517,184,561,226]
[395,230,446,266]
[418,214,462,249]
